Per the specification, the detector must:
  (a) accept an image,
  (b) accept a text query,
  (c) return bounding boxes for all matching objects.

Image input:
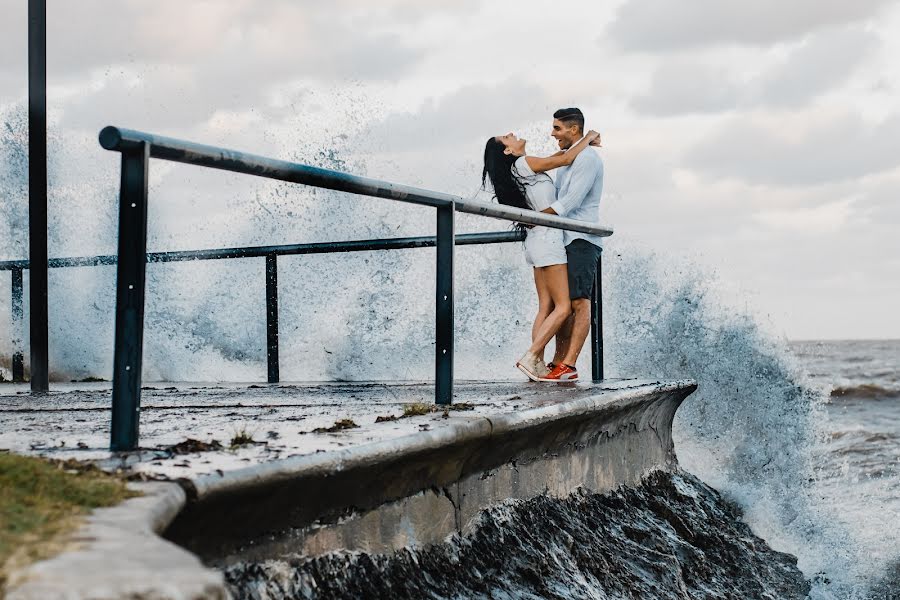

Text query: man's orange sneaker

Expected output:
[540,363,579,382]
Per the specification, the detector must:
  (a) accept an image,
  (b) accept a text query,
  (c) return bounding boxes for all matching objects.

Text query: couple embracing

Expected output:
[482,107,603,383]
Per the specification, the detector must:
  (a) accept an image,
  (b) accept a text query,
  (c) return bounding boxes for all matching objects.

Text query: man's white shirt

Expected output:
[549,139,604,248]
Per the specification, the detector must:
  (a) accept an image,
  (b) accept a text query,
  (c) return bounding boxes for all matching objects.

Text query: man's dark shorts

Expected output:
[566,239,602,300]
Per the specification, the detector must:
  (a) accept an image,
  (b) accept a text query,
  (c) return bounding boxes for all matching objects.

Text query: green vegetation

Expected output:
[312,419,360,433]
[402,402,432,417]
[164,438,223,455]
[373,402,481,422]
[0,453,136,589]
[229,427,256,448]
[401,402,477,418]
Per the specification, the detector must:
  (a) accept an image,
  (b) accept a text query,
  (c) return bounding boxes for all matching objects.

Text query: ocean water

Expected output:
[1,100,899,597]
[792,340,900,597]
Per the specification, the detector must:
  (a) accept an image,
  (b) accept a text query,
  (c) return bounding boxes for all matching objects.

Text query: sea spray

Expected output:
[600,240,874,597]
[0,109,28,261]
[0,95,533,382]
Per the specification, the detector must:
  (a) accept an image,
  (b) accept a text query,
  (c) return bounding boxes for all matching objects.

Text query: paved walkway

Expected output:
[0,379,654,480]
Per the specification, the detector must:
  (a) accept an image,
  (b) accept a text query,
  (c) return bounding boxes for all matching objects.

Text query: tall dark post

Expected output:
[110,143,150,451]
[435,203,454,405]
[11,269,25,382]
[265,254,279,384]
[28,0,49,393]
[590,250,603,382]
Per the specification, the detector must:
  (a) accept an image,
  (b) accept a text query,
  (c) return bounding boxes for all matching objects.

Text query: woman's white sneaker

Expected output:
[515,352,543,382]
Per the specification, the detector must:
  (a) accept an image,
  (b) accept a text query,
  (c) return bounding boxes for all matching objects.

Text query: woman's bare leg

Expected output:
[532,267,554,350]
[527,264,571,356]
[516,266,562,380]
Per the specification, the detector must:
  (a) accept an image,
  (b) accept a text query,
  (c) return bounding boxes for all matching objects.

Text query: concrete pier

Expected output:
[162,379,696,564]
[0,378,696,597]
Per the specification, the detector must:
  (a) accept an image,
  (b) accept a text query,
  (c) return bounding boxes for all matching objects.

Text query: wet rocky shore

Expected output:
[225,471,810,600]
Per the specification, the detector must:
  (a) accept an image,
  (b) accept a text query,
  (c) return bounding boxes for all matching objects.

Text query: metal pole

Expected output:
[590,250,604,382]
[435,203,454,405]
[28,0,49,393]
[265,254,279,384]
[11,268,25,382]
[110,143,150,451]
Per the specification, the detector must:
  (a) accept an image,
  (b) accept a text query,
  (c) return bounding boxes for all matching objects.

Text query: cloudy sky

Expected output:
[1,0,899,341]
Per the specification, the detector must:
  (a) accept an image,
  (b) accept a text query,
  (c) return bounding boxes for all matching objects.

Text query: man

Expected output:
[541,107,604,382]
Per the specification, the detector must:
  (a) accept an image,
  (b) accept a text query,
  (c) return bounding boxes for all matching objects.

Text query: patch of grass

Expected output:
[401,402,477,418]
[312,419,360,434]
[164,438,223,455]
[402,402,432,417]
[77,376,106,383]
[0,453,137,589]
[229,428,255,449]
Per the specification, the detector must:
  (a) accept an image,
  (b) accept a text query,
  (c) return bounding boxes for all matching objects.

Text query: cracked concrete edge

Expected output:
[5,481,231,600]
[189,378,697,503]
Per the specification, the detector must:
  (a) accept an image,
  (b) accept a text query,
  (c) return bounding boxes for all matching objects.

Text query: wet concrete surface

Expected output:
[0,379,655,480]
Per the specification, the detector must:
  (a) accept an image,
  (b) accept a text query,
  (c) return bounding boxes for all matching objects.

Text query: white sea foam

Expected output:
[598,242,886,597]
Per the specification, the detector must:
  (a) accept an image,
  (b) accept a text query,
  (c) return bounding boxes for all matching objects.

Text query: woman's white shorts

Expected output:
[524,226,567,268]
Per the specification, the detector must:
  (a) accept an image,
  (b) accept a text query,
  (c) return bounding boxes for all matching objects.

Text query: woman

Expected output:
[482,129,601,381]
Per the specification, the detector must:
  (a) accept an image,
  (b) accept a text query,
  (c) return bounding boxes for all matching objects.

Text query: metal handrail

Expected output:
[99,127,614,238]
[0,231,525,271]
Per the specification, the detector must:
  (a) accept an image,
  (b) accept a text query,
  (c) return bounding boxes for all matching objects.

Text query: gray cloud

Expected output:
[684,113,900,186]
[630,27,880,116]
[359,80,553,153]
[862,172,900,224]
[752,27,880,107]
[381,0,482,24]
[608,0,894,51]
[630,61,743,116]
[55,20,418,132]
[58,68,229,132]
[0,74,25,104]
[0,0,423,83]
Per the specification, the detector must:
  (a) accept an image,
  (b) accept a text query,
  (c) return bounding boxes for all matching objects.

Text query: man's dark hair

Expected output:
[553,107,584,133]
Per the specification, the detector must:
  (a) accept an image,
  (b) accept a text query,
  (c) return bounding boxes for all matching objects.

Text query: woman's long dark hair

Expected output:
[481,137,531,211]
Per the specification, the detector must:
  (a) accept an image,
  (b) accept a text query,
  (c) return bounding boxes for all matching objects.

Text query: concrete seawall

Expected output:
[1,379,696,598]
[164,379,697,566]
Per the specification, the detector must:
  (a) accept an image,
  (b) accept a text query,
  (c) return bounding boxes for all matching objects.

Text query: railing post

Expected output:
[110,142,150,451]
[590,249,604,382]
[435,202,454,405]
[28,0,49,393]
[11,268,25,382]
[265,254,279,384]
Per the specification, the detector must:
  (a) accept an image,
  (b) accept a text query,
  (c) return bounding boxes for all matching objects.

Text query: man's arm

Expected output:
[524,131,600,174]
[544,153,599,217]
